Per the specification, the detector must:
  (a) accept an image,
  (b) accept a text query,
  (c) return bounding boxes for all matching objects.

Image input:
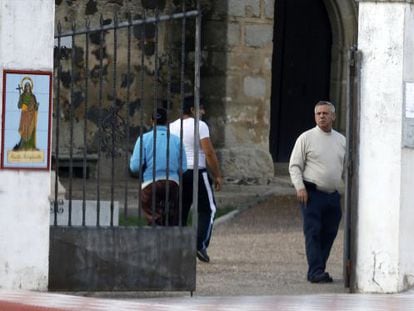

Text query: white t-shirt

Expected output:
[170,118,210,169]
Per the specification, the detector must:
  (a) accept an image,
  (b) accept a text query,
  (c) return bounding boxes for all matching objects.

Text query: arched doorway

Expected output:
[269,0,359,289]
[270,0,332,162]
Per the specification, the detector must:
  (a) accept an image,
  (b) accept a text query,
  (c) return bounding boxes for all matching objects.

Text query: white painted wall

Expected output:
[399,6,414,291]
[357,2,414,293]
[0,0,54,290]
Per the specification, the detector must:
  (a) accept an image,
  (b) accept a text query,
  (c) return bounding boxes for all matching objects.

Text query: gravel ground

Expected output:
[195,194,347,296]
[59,176,348,298]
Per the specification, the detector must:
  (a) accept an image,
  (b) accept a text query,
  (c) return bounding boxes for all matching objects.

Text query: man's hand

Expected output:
[296,188,308,205]
[214,176,223,191]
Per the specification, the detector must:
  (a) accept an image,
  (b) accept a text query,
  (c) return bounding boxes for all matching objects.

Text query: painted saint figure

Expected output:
[14,77,39,151]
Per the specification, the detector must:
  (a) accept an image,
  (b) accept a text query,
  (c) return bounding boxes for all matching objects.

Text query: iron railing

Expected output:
[52,6,201,228]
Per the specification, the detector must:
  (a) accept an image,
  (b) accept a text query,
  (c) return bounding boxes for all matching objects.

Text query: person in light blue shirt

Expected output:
[130,108,187,226]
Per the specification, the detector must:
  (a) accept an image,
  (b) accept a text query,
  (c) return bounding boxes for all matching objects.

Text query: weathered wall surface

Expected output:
[357,3,402,292]
[202,0,275,183]
[356,0,414,293]
[54,0,195,179]
[54,0,275,184]
[0,0,54,290]
[55,0,182,154]
[400,4,414,291]
[49,226,196,291]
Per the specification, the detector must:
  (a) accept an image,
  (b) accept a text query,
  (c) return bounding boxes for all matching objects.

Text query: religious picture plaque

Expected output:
[1,70,52,170]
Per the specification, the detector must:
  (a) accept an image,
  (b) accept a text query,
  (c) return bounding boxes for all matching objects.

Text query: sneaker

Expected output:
[197,249,210,263]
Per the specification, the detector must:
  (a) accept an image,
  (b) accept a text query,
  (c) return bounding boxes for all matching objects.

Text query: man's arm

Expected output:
[289,135,308,204]
[130,138,143,173]
[181,141,187,173]
[200,137,223,191]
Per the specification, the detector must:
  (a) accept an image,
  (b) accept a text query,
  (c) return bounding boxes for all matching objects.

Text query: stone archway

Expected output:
[269,0,358,163]
[322,0,358,132]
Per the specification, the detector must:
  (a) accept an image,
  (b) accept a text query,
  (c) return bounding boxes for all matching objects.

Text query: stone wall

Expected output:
[55,0,198,179]
[54,0,275,183]
[202,0,275,183]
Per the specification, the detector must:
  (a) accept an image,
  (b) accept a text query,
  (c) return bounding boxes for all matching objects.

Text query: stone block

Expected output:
[228,50,271,73]
[228,23,241,46]
[244,76,266,97]
[229,0,260,17]
[224,75,243,101]
[265,0,275,18]
[218,146,274,184]
[245,24,273,47]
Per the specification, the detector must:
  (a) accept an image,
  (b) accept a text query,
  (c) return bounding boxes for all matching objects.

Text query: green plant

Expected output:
[119,213,147,227]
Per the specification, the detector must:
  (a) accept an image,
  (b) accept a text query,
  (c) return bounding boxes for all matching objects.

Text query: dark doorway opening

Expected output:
[270,0,332,162]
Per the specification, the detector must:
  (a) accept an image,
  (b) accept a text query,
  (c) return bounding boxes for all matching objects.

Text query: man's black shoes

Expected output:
[197,249,210,263]
[309,272,333,283]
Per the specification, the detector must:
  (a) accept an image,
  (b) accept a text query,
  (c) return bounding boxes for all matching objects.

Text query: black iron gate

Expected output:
[49,3,202,292]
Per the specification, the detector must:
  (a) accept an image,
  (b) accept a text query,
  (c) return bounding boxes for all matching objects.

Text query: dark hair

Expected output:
[152,107,167,125]
[182,96,194,114]
[183,96,205,115]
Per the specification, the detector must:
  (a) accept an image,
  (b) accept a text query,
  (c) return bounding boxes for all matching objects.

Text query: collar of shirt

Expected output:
[150,125,168,132]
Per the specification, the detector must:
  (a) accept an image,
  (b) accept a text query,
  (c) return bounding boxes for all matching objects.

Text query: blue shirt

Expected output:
[130,126,187,188]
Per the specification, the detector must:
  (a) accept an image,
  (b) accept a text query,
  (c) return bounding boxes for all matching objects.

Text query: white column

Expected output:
[0,0,54,290]
[357,0,414,293]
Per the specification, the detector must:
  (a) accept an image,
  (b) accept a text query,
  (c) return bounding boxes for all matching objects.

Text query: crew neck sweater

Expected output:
[289,126,346,193]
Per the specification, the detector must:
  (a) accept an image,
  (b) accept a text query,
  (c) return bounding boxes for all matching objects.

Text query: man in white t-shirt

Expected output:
[170,96,223,263]
[289,101,346,284]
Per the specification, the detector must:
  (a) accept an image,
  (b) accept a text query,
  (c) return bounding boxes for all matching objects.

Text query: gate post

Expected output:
[0,0,54,290]
[356,0,414,293]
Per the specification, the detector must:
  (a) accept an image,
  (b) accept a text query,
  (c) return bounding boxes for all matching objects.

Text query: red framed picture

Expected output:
[1,70,52,170]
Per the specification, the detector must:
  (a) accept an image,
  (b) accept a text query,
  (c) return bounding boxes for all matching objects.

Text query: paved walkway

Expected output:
[1,289,414,310]
[3,178,414,310]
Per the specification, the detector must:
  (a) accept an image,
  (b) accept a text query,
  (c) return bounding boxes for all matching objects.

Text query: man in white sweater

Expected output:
[289,101,346,283]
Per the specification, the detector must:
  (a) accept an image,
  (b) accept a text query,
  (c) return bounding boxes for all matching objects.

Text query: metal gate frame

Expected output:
[49,2,202,292]
[344,45,361,291]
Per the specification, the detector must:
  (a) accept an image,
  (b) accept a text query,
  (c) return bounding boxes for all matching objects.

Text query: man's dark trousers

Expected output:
[301,183,342,280]
[182,169,216,252]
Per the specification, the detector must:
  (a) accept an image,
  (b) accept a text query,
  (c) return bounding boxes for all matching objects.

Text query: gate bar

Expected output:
[67,21,76,226]
[151,9,160,227]
[165,9,174,226]
[124,14,132,217]
[137,12,146,221]
[178,1,187,227]
[96,15,105,226]
[55,11,199,38]
[53,24,63,226]
[191,0,201,237]
[82,19,90,226]
[110,13,118,226]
